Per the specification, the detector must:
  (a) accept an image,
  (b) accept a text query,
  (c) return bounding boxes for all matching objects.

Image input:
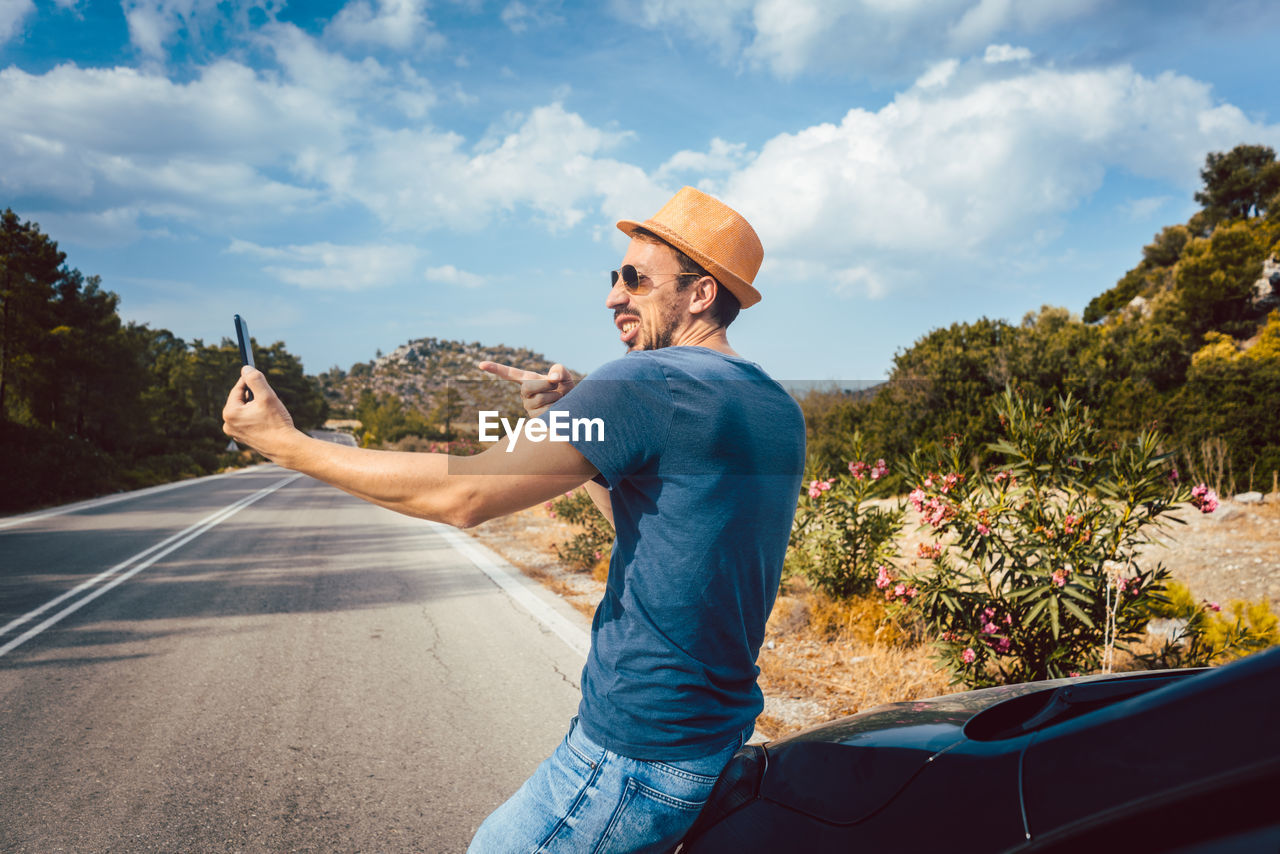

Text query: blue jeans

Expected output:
[468,717,750,853]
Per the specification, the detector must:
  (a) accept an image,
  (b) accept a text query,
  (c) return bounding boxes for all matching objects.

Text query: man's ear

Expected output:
[687,276,718,316]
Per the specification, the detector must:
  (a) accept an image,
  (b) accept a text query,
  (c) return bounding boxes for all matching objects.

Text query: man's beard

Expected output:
[623,311,680,352]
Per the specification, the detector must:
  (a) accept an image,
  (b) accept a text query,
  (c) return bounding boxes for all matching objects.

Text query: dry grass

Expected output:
[753,579,957,738]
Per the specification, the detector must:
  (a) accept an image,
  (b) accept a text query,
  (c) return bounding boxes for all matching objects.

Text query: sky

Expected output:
[3,0,1279,385]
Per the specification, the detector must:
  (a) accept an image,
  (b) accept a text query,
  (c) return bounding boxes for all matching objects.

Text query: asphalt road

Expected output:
[0,456,590,853]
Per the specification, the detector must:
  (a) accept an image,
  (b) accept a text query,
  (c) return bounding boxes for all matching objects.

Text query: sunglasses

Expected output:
[610,264,700,295]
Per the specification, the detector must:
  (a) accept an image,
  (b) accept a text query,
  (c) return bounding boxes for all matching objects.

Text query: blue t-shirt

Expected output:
[547,346,806,760]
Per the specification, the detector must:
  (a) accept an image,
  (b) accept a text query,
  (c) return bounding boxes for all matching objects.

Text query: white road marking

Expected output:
[0,464,275,532]
[0,474,303,658]
[431,524,591,660]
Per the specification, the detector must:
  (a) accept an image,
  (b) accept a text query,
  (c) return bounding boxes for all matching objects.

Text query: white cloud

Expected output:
[121,0,276,60]
[983,43,1032,63]
[325,0,444,52]
[0,0,35,46]
[833,265,888,299]
[948,0,1101,50]
[657,138,752,180]
[611,0,754,60]
[501,0,563,33]
[1122,195,1173,222]
[23,206,171,248]
[425,264,486,288]
[719,63,1280,292]
[618,0,1240,81]
[0,61,337,223]
[0,43,674,245]
[310,102,668,232]
[915,59,959,89]
[255,23,436,117]
[229,239,422,290]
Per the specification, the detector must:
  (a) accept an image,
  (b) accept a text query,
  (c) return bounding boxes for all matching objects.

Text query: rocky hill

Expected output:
[318,337,573,433]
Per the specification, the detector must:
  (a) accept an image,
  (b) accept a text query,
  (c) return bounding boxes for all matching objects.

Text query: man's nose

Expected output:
[605,279,629,308]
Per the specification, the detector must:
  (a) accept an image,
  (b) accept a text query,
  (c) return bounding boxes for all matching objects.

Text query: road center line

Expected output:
[0,474,303,659]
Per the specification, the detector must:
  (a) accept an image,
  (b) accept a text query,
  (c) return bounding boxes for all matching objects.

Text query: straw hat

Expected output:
[616,186,764,308]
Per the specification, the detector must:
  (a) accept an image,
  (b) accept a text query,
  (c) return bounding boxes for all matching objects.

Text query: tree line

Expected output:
[0,210,327,513]
[802,144,1280,496]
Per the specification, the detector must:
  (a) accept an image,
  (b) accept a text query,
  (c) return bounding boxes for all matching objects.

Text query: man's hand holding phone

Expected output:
[224,315,301,463]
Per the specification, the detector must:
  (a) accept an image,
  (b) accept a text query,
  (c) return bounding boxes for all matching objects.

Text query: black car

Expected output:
[680,647,1280,853]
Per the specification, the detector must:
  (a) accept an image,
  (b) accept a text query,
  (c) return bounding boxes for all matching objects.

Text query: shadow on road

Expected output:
[1,481,516,666]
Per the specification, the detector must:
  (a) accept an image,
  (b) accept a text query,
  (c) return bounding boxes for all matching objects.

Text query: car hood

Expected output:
[758,669,1200,825]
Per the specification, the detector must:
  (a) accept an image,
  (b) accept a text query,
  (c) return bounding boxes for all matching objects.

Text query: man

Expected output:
[222,187,805,852]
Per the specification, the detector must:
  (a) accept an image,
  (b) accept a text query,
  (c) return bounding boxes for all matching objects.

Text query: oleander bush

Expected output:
[896,388,1218,688]
[787,431,906,599]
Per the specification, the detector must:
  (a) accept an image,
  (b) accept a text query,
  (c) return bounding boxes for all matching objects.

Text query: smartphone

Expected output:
[234,314,255,401]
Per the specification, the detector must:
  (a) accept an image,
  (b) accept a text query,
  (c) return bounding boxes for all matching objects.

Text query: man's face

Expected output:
[607,239,689,353]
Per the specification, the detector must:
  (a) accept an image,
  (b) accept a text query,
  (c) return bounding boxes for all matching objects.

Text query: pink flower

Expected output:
[1168,467,1180,483]
[993,471,1009,484]
[982,621,998,635]
[1206,601,1221,613]
[941,473,959,494]
[908,488,926,511]
[982,606,996,619]
[894,583,907,597]
[923,475,934,488]
[918,543,943,560]
[875,566,893,589]
[1003,614,1013,626]
[977,523,991,536]
[544,501,553,510]
[1190,483,1219,513]
[906,586,918,599]
[1052,568,1068,587]
[1068,671,1080,678]
[923,498,952,528]
[808,478,833,499]
[961,648,977,664]
[849,460,868,480]
[993,637,1011,654]
[871,459,888,479]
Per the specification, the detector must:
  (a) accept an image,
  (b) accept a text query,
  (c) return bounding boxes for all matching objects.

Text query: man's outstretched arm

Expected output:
[222,366,597,528]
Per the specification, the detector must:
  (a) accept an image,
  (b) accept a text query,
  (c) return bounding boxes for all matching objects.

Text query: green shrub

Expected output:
[899,388,1211,687]
[787,432,905,599]
[1141,580,1280,667]
[549,488,612,571]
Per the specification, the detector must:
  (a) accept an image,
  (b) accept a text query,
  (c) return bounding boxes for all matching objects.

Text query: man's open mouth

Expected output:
[617,315,640,345]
